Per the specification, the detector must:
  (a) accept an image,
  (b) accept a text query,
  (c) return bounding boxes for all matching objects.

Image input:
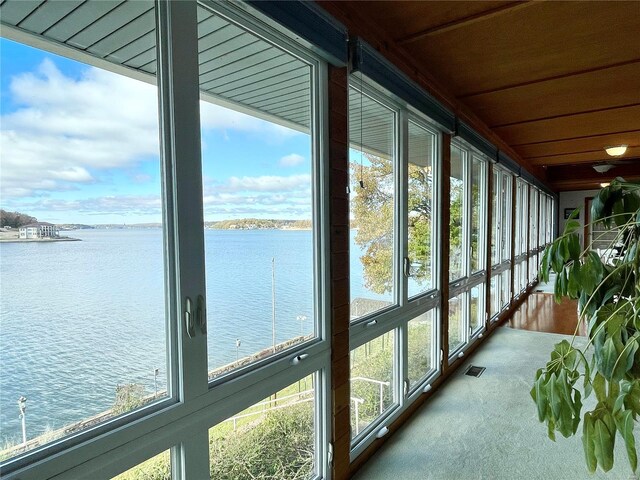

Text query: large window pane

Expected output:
[490,275,500,319]
[501,270,511,308]
[529,188,538,252]
[515,181,524,257]
[491,171,499,266]
[407,122,436,298]
[349,87,396,319]
[449,145,465,281]
[470,285,484,334]
[1,2,167,461]
[407,310,436,388]
[351,332,395,438]
[519,260,528,292]
[197,5,316,376]
[470,156,484,273]
[501,174,511,262]
[112,450,171,480]
[448,294,465,352]
[208,375,315,479]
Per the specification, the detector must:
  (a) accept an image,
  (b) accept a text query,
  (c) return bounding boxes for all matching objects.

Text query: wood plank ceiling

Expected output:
[320,0,640,191]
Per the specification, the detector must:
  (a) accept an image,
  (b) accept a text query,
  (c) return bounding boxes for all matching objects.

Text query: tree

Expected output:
[351,155,457,294]
[0,210,37,228]
[112,383,146,415]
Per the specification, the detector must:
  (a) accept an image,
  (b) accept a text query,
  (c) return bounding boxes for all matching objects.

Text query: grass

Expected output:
[113,376,314,480]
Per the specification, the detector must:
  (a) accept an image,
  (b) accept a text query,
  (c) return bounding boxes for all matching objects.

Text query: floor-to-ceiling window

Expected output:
[528,187,540,283]
[348,78,442,457]
[0,2,331,478]
[448,141,487,357]
[514,179,529,295]
[489,166,512,320]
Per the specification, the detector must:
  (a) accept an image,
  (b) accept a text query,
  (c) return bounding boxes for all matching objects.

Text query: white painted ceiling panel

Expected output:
[0,0,312,132]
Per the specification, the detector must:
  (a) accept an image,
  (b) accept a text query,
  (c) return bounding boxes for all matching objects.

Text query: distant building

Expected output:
[19,222,59,239]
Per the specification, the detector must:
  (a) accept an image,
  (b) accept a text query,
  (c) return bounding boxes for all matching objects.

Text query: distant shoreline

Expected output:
[0,232,80,243]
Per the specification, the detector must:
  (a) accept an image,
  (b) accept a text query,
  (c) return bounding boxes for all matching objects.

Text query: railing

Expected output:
[351,377,391,436]
[225,389,314,431]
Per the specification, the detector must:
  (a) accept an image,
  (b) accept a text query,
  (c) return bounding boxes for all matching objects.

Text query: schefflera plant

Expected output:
[531,179,640,474]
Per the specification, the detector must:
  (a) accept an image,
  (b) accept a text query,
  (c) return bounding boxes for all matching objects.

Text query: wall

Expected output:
[558,189,599,245]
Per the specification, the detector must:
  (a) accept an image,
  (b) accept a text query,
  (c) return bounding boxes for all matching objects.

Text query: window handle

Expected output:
[184,296,195,339]
[376,426,389,439]
[291,353,309,365]
[366,319,377,327]
[403,257,411,277]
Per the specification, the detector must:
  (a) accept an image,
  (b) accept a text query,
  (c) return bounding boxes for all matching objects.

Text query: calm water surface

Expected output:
[0,228,383,444]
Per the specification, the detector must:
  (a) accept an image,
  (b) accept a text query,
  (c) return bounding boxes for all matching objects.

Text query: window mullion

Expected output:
[398,109,409,307]
[156,0,208,404]
[176,430,210,480]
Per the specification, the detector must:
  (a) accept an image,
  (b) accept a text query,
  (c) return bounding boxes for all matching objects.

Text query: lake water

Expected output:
[0,228,385,444]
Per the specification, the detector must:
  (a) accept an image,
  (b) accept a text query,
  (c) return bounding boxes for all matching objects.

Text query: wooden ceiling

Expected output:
[319,0,640,191]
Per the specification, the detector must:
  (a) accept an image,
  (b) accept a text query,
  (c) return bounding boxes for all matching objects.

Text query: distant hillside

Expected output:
[58,224,95,230]
[206,218,312,230]
[0,210,37,228]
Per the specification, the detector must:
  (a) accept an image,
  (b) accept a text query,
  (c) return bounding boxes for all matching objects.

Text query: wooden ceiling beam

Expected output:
[490,103,640,129]
[529,151,640,167]
[397,1,533,45]
[317,1,545,185]
[512,129,640,148]
[518,130,640,158]
[459,59,640,99]
[547,162,640,191]
[495,105,640,146]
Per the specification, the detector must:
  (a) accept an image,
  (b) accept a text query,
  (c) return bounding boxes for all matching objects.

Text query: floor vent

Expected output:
[465,365,486,377]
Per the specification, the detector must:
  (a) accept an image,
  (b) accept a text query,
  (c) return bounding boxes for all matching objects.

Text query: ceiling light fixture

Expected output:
[604,145,628,157]
[593,164,615,173]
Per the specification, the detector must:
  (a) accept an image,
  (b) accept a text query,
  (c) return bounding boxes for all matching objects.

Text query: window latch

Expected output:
[291,353,309,365]
[403,257,411,277]
[184,296,195,339]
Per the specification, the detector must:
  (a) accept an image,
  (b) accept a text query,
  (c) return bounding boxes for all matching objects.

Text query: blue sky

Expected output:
[0,38,312,224]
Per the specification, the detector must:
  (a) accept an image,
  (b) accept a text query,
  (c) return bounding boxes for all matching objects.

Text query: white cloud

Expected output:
[1,59,160,198]
[7,195,163,216]
[1,58,302,199]
[202,174,312,219]
[223,174,311,193]
[279,153,305,167]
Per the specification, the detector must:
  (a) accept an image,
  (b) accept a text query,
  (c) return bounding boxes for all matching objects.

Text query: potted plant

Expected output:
[531,179,640,473]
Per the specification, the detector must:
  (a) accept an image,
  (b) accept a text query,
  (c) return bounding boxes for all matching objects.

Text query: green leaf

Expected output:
[547,416,556,442]
[531,374,548,422]
[584,360,593,399]
[568,233,581,261]
[624,381,640,415]
[591,193,606,225]
[614,409,638,472]
[565,219,580,235]
[573,390,583,435]
[583,412,597,473]
[549,373,561,419]
[613,198,627,228]
[599,337,619,380]
[593,373,607,402]
[567,262,581,298]
[593,417,615,472]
